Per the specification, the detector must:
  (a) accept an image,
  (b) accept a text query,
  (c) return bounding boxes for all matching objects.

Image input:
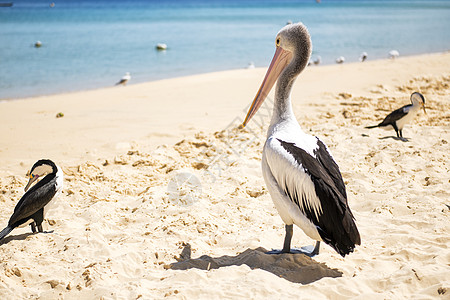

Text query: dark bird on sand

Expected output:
[366,92,426,139]
[0,159,63,241]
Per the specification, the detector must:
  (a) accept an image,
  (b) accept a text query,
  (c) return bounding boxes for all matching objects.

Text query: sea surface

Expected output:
[1,0,449,99]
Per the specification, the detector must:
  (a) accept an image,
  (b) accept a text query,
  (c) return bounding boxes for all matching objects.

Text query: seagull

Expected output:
[115,72,131,86]
[156,43,167,51]
[313,56,321,65]
[246,61,255,69]
[336,56,345,64]
[365,92,426,139]
[0,159,63,241]
[242,23,360,257]
[360,52,368,62]
[389,50,399,59]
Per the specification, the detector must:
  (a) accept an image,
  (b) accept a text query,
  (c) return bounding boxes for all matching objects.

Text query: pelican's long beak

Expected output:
[242,47,292,127]
[24,174,39,192]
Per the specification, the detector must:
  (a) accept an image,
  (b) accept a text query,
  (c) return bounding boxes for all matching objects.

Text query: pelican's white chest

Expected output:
[261,121,322,241]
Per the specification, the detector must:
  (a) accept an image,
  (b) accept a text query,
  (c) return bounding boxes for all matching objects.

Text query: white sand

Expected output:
[0,52,449,299]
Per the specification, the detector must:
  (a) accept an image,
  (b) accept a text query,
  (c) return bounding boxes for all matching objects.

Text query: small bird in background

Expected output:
[313,55,321,65]
[360,52,368,62]
[115,72,131,86]
[155,43,168,51]
[335,56,345,64]
[365,92,426,140]
[0,159,63,242]
[389,50,399,59]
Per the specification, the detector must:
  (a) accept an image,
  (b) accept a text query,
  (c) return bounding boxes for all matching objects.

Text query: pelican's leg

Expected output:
[266,224,293,254]
[30,223,37,233]
[282,224,293,253]
[310,241,321,256]
[267,225,319,257]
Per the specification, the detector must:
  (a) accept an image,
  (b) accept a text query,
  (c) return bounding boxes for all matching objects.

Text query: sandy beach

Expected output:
[0,52,449,298]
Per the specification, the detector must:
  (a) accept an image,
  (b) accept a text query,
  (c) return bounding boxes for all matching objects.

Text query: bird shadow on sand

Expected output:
[170,243,342,284]
[0,232,34,245]
[379,136,409,142]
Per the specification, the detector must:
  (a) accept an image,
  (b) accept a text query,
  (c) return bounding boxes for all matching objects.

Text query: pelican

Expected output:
[115,72,131,86]
[365,92,426,139]
[242,23,360,257]
[0,159,63,241]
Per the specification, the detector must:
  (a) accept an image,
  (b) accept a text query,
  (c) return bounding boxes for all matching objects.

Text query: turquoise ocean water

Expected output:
[0,0,449,99]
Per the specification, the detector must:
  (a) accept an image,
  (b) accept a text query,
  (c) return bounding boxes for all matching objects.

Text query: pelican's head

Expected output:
[243,23,311,127]
[24,159,57,192]
[411,92,426,114]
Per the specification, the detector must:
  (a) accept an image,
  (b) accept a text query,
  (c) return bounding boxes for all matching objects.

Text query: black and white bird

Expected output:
[115,72,131,86]
[388,50,399,59]
[365,92,426,139]
[0,159,63,241]
[335,56,345,64]
[313,55,321,65]
[360,52,368,62]
[242,23,360,257]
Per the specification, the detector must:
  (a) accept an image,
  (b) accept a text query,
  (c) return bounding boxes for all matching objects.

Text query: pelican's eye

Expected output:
[276,38,280,47]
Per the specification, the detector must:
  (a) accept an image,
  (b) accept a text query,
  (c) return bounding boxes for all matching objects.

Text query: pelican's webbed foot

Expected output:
[266,242,320,257]
[266,224,320,257]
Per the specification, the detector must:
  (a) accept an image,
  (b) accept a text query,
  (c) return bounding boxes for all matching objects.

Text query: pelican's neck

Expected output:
[268,54,308,135]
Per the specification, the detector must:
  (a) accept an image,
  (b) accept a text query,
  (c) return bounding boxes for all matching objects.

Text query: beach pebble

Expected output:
[46,280,60,289]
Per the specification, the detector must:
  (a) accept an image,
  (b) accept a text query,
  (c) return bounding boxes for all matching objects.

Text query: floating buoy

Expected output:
[34,41,42,48]
[156,43,167,51]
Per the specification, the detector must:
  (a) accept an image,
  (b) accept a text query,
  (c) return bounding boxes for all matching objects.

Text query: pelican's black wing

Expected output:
[314,139,347,199]
[277,138,360,257]
[8,174,57,227]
